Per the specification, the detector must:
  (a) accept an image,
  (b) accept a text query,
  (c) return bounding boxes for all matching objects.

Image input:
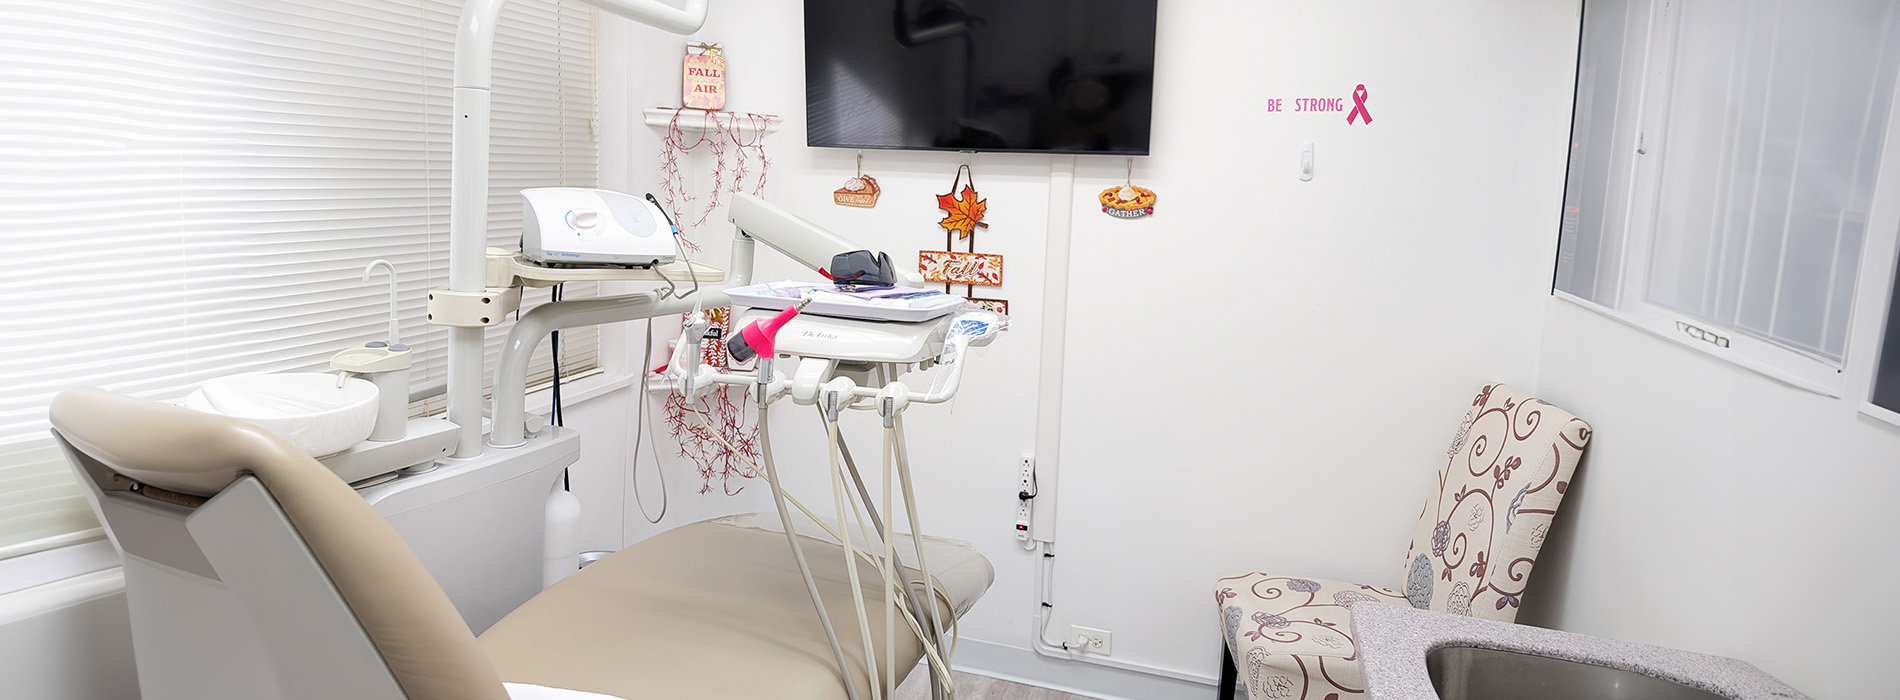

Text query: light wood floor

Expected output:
[894,670,1089,700]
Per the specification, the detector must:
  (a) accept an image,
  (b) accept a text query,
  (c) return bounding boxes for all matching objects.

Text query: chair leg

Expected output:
[1218,639,1239,699]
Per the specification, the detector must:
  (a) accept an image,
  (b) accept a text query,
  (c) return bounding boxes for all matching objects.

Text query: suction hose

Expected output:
[756,362,862,700]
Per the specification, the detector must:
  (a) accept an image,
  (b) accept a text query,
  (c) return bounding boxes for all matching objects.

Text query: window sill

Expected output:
[1554,291,1846,397]
[0,538,117,599]
[521,369,643,416]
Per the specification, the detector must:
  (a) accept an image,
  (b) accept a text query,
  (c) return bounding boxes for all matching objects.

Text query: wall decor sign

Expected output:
[1347,84,1373,124]
[682,43,726,111]
[935,163,988,238]
[967,298,1010,315]
[1263,84,1374,125]
[1100,158,1156,218]
[834,152,880,207]
[922,163,1008,311]
[919,250,1003,287]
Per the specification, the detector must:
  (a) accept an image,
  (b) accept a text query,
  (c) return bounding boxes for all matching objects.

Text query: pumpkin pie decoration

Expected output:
[834,153,881,207]
[1100,159,1156,219]
[835,175,880,207]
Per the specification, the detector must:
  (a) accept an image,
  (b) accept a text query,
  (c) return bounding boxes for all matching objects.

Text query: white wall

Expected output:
[1524,302,1900,699]
[602,1,1587,695]
[0,571,138,700]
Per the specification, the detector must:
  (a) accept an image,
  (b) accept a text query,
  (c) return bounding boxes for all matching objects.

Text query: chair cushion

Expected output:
[1398,384,1591,621]
[478,516,991,700]
[1215,574,1408,699]
[706,511,991,617]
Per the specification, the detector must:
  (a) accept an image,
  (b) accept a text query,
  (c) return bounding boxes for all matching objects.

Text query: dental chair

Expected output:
[51,386,990,700]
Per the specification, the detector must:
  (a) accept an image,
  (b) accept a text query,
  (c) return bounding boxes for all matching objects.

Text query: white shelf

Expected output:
[643,107,781,137]
[485,247,726,289]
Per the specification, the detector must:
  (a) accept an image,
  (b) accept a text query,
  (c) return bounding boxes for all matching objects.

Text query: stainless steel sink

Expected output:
[1427,646,1729,700]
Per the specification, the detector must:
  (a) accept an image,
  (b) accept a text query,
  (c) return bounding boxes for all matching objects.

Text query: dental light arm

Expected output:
[574,0,708,34]
[729,196,926,286]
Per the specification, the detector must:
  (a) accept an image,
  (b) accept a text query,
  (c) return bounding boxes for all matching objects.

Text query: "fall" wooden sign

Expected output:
[919,251,1003,287]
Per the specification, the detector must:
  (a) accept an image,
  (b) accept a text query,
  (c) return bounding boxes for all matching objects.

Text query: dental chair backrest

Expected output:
[49,387,508,700]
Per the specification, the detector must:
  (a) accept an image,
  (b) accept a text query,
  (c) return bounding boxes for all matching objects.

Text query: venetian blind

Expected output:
[0,0,599,559]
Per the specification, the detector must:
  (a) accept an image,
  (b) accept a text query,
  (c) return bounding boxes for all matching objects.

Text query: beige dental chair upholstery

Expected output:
[1212,383,1591,700]
[51,387,989,700]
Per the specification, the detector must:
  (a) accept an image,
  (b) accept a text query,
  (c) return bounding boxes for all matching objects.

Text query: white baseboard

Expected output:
[950,637,1215,700]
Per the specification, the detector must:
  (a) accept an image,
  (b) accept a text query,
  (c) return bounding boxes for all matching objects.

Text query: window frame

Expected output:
[1558,0,1900,399]
[0,0,602,563]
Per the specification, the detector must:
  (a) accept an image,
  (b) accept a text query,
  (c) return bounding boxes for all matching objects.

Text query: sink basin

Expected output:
[184,372,379,457]
[1428,646,1728,700]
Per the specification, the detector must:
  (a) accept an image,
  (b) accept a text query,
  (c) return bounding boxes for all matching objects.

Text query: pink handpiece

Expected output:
[727,297,811,363]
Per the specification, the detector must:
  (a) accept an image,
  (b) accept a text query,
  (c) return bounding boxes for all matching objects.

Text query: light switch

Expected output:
[1299,140,1315,181]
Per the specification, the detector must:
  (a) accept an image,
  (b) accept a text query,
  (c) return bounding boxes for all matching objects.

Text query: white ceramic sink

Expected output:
[184,373,379,457]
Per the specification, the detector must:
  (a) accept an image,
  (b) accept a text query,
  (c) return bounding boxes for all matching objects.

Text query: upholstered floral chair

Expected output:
[1213,383,1591,700]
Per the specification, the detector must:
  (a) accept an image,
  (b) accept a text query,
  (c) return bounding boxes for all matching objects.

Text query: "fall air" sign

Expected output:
[682,47,726,111]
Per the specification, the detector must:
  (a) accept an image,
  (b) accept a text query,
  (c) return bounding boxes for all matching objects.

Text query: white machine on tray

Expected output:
[520,187,677,267]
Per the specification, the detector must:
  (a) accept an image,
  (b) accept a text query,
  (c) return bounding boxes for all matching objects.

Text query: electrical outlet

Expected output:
[1069,625,1112,655]
[1014,456,1035,542]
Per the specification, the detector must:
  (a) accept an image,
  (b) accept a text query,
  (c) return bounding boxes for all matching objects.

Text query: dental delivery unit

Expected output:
[44,2,1002,699]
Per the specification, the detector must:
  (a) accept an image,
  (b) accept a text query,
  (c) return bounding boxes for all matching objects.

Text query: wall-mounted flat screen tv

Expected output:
[804,0,1159,155]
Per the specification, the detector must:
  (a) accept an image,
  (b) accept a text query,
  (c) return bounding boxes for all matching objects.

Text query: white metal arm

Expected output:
[489,196,900,447]
[576,0,709,34]
[728,196,927,287]
[446,0,709,457]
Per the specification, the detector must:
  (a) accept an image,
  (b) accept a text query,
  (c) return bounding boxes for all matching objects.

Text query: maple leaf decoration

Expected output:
[936,185,989,238]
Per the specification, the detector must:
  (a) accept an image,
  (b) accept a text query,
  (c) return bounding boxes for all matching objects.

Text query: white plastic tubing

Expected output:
[447,0,709,457]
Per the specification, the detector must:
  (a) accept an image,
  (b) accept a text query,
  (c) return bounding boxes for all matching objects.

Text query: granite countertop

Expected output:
[1350,603,1806,700]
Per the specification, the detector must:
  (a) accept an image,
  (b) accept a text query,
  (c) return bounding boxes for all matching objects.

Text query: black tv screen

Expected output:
[804,0,1158,155]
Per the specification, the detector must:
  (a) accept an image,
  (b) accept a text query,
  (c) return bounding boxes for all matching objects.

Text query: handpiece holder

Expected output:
[665,307,1008,416]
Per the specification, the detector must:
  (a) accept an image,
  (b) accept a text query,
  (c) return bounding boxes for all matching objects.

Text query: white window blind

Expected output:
[0,0,599,559]
[1557,0,1900,392]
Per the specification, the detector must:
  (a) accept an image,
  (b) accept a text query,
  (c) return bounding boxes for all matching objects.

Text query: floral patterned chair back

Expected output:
[1398,383,1591,621]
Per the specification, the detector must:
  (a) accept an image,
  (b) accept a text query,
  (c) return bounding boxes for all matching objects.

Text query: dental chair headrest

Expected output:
[50,386,299,496]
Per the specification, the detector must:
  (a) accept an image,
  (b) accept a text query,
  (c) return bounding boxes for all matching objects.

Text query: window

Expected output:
[1558,0,1900,395]
[0,0,598,560]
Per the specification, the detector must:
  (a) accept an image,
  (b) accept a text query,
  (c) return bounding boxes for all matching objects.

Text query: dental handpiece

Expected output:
[725,296,813,363]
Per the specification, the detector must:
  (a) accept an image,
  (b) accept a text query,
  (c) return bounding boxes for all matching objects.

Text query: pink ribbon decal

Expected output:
[1347,84,1372,125]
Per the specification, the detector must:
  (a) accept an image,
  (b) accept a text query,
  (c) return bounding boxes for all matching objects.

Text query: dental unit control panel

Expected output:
[520,186,679,268]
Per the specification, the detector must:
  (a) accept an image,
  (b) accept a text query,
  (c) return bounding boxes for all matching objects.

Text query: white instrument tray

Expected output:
[726,281,966,323]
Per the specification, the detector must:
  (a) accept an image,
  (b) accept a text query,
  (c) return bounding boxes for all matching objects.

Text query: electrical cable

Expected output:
[1035,543,1075,651]
[551,282,568,491]
[631,320,666,524]
[647,192,699,300]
